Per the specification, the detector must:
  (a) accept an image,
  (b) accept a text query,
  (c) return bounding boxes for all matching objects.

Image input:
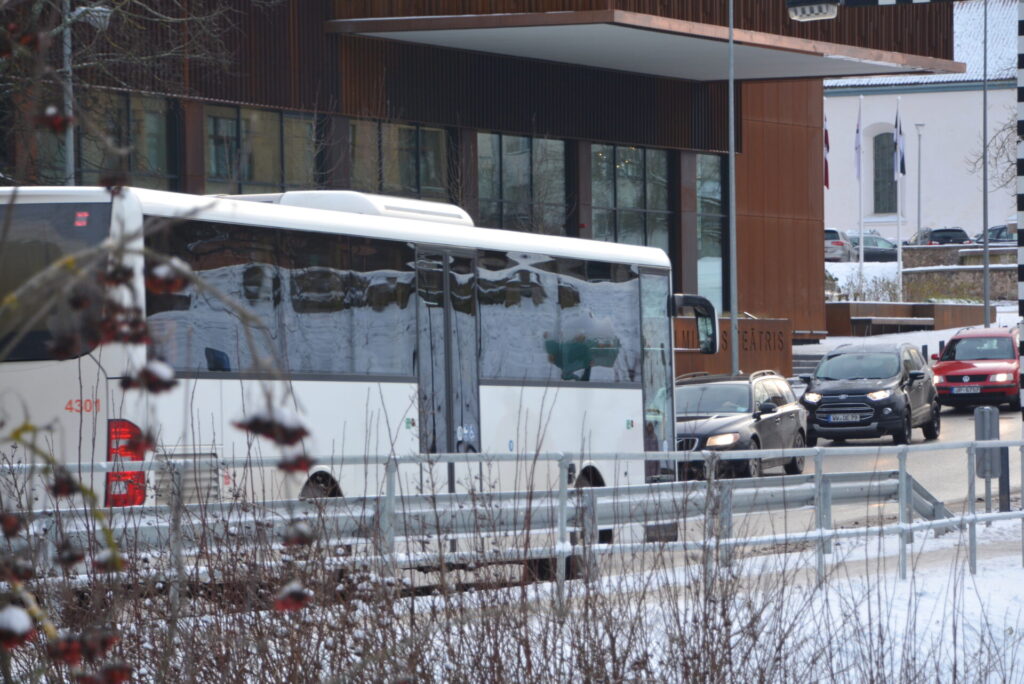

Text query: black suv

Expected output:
[673,371,807,478]
[908,227,972,245]
[800,343,939,446]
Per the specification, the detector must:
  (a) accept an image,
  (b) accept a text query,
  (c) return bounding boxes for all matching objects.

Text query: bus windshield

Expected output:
[0,201,111,361]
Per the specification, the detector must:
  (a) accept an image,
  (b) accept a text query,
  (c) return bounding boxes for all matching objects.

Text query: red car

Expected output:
[931,327,1020,410]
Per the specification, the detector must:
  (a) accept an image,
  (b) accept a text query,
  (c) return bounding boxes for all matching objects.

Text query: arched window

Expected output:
[873,133,896,214]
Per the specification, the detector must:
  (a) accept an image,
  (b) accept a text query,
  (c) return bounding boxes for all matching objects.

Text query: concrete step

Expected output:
[792,352,824,375]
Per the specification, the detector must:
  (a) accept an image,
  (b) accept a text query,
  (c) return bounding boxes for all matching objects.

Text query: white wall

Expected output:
[824,85,1015,243]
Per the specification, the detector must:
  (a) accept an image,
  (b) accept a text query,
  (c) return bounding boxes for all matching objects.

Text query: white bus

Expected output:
[0,187,717,509]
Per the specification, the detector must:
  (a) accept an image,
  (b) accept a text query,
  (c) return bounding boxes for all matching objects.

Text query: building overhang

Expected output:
[327,10,964,82]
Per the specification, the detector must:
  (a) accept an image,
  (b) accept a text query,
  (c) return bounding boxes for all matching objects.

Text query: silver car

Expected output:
[824,228,854,262]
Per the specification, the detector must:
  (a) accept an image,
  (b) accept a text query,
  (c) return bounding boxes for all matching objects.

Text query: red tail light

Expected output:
[928,241,938,245]
[830,241,844,246]
[106,419,145,507]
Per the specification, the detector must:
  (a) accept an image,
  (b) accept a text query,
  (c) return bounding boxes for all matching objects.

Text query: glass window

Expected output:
[206,105,240,195]
[351,120,449,200]
[80,91,127,187]
[146,220,416,377]
[476,133,566,236]
[591,145,673,250]
[696,154,726,314]
[873,133,896,214]
[0,202,112,361]
[350,119,380,193]
[418,127,448,199]
[381,123,418,196]
[284,115,317,188]
[478,252,639,383]
[130,96,171,190]
[640,271,673,451]
[239,108,282,193]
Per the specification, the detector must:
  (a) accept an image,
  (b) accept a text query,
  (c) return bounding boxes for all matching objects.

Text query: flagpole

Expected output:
[857,95,864,291]
[896,96,903,302]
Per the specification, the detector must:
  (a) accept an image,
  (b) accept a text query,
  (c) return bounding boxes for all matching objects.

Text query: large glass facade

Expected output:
[37,91,176,189]
[205,106,317,195]
[350,120,449,200]
[477,133,566,235]
[591,145,670,253]
[696,154,726,314]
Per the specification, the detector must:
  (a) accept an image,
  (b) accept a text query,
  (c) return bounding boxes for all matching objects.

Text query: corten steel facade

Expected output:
[7,0,957,375]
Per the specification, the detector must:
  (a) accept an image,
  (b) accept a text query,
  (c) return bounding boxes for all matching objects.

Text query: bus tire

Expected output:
[300,472,341,499]
[575,468,613,544]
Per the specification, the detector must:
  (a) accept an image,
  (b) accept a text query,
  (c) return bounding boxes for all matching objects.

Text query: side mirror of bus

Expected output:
[672,294,719,355]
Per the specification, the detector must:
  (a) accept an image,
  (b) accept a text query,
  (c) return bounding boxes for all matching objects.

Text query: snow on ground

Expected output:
[826,259,899,287]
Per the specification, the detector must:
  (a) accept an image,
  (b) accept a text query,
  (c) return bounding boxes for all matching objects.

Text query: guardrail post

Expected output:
[719,485,733,567]
[381,458,397,560]
[821,478,833,555]
[897,446,909,581]
[813,447,825,585]
[967,444,977,575]
[556,454,569,614]
[580,486,598,582]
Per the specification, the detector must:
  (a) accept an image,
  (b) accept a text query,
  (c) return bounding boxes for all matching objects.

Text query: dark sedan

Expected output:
[672,371,807,479]
[849,234,897,262]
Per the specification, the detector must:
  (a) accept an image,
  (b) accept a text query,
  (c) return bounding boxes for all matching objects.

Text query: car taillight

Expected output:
[928,241,938,245]
[106,419,145,507]
[831,241,844,246]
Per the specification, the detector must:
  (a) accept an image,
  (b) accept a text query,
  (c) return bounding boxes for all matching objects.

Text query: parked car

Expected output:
[931,327,1020,410]
[849,234,897,262]
[973,223,1017,244]
[907,227,973,245]
[674,370,807,478]
[800,342,939,446]
[824,228,855,262]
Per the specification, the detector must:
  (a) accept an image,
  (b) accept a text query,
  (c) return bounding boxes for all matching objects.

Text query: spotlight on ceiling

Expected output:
[786,0,841,22]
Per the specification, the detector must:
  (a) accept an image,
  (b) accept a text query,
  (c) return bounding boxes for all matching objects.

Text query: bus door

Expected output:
[415,250,481,494]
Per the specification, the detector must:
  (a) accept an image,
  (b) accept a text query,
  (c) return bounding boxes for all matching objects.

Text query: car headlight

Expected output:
[705,433,740,448]
[803,392,822,404]
[934,375,944,384]
[866,389,892,401]
[990,373,1010,383]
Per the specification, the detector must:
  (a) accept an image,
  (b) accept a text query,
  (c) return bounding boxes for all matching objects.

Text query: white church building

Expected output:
[824,0,1016,245]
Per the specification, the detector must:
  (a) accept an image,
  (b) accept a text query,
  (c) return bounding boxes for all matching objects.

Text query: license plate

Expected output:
[952,386,981,394]
[827,414,860,423]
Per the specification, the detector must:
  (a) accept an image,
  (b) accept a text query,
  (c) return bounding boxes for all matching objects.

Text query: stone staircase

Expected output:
[792,351,824,377]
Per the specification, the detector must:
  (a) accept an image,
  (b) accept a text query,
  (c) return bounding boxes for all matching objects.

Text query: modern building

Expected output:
[825,0,1015,246]
[4,1,960,373]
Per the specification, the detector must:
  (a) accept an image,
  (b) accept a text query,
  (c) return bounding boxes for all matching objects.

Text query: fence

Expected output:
[8,438,1024,606]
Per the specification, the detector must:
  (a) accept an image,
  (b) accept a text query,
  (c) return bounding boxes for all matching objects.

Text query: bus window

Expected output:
[0,202,112,361]
[478,252,640,384]
[146,220,416,377]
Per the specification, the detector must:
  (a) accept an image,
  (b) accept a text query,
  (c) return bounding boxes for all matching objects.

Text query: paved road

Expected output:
[809,404,1024,515]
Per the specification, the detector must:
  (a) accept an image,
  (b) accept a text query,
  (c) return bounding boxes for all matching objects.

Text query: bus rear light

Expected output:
[106,419,145,507]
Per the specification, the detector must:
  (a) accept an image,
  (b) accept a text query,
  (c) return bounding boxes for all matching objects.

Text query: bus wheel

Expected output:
[575,468,612,544]
[300,473,341,499]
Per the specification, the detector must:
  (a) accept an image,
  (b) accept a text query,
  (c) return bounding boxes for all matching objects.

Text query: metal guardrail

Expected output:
[12,439,1020,606]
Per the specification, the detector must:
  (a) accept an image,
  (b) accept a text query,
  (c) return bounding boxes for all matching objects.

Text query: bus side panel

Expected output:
[200,379,419,502]
[0,352,119,509]
[478,384,644,493]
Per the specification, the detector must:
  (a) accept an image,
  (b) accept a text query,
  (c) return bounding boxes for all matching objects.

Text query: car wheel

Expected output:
[922,403,941,440]
[736,441,762,478]
[892,413,912,445]
[1010,393,1021,412]
[784,432,805,475]
[806,431,817,448]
